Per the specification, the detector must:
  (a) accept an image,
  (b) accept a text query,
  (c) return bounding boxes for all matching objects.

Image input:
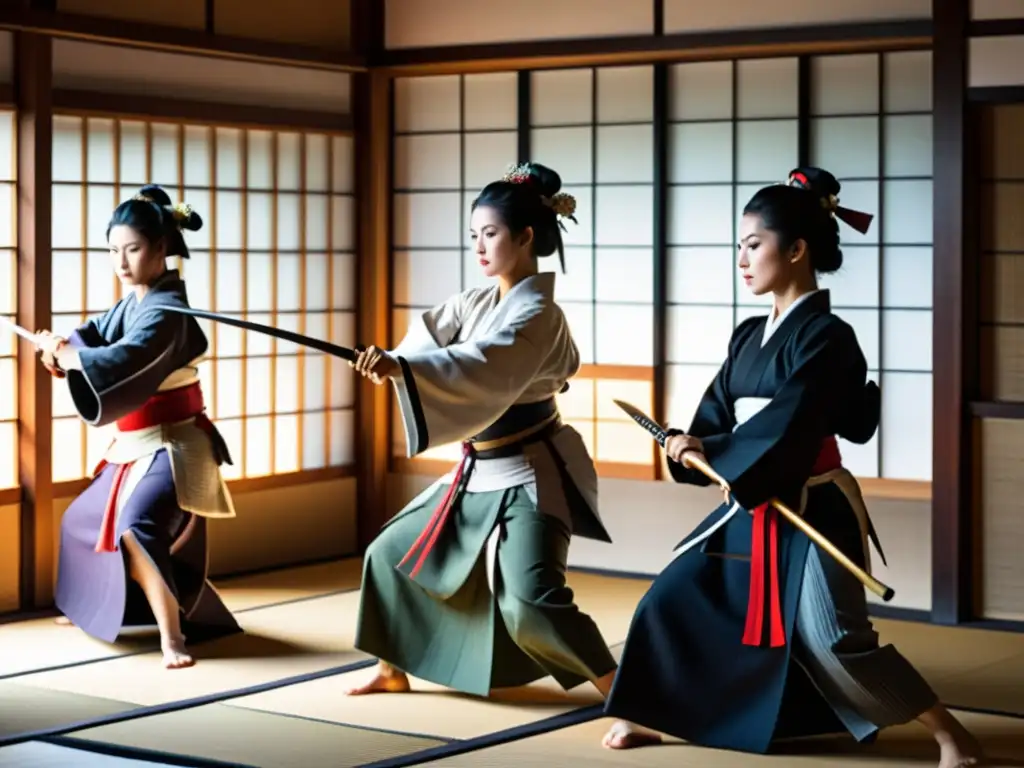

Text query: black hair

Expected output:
[106,184,203,259]
[471,162,572,272]
[742,167,844,274]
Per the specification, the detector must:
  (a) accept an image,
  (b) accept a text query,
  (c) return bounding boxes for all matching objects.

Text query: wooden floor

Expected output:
[0,559,1021,768]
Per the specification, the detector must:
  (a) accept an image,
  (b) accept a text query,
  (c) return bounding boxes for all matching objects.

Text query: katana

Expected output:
[612,398,895,602]
[152,306,363,361]
[0,315,41,346]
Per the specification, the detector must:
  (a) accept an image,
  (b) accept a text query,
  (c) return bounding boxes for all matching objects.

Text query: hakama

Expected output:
[55,270,240,644]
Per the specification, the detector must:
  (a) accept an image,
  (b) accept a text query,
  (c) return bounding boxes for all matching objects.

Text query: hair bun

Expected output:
[527,163,562,199]
[136,184,173,208]
[175,205,204,232]
[787,167,841,200]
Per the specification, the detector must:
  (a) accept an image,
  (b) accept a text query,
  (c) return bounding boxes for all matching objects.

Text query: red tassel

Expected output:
[397,443,473,579]
[768,508,785,647]
[95,461,135,553]
[742,504,768,646]
[742,503,786,648]
[836,206,874,235]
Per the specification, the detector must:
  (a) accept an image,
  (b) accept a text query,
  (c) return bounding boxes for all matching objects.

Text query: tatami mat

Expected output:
[415,710,1024,767]
[223,572,646,740]
[0,558,362,680]
[0,740,183,767]
[57,706,448,768]
[0,683,137,741]
[12,591,368,707]
[0,591,372,746]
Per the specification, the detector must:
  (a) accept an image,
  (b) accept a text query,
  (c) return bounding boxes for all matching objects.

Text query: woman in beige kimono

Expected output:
[345,163,619,700]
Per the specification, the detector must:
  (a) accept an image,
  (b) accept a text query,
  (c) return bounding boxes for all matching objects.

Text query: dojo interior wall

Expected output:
[44,40,359,583]
[0,6,360,610]
[971,1,1024,622]
[0,30,16,613]
[386,47,937,612]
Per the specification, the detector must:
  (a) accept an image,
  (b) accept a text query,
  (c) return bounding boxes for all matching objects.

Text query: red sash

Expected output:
[397,442,475,579]
[92,382,214,554]
[741,436,843,648]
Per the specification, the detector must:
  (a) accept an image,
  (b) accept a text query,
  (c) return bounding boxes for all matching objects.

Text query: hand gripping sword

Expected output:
[612,398,895,602]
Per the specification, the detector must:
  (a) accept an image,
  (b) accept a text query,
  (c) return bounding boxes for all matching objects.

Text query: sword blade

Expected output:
[153,305,361,362]
[612,399,669,447]
[0,315,40,345]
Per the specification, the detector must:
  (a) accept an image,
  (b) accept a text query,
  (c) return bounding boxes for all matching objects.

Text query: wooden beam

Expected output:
[51,89,353,134]
[379,20,933,75]
[0,83,12,107]
[0,5,365,72]
[14,30,54,610]
[970,18,1024,36]
[353,68,392,551]
[969,401,1024,419]
[969,86,1024,103]
[652,64,667,481]
[931,0,972,626]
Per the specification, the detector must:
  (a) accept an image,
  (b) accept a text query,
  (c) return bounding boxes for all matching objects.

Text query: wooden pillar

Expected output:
[931,0,972,624]
[352,0,392,550]
[15,30,53,609]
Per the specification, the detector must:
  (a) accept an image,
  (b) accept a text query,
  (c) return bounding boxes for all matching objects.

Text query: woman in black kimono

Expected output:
[602,168,983,768]
[38,185,239,669]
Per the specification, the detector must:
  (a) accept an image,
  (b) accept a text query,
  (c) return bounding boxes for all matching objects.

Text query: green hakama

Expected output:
[356,484,616,695]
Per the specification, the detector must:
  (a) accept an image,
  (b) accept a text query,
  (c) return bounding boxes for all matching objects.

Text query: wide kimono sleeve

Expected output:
[679,317,875,511]
[391,292,471,358]
[390,300,552,457]
[666,317,760,487]
[66,306,190,427]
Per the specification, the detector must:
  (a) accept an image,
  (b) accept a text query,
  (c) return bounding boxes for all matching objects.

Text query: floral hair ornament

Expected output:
[786,171,874,235]
[131,194,193,231]
[502,163,579,231]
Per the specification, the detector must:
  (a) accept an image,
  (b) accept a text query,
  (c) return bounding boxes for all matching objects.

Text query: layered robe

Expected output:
[605,289,937,753]
[355,272,617,695]
[55,269,240,644]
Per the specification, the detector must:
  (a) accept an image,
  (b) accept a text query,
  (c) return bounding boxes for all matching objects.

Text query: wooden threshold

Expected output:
[52,89,354,134]
[51,465,355,500]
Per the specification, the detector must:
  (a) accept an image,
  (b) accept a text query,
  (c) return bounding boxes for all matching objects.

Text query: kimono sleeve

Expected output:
[68,304,122,349]
[666,317,759,487]
[695,318,873,510]
[66,307,188,426]
[390,304,551,456]
[391,291,474,358]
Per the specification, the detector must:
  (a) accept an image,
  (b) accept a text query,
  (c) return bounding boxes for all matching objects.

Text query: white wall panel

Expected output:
[969,36,1024,87]
[52,41,350,113]
[665,0,929,34]
[386,0,653,48]
[973,0,1024,19]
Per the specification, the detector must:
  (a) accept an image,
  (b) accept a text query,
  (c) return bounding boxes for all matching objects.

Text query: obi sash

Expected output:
[397,398,562,580]
[92,380,218,554]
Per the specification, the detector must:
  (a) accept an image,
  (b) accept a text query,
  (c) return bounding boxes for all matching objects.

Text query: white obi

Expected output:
[673,397,873,573]
[102,366,236,522]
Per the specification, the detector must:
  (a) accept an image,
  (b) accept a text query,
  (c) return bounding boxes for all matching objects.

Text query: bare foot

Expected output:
[602,720,663,750]
[937,732,985,768]
[346,667,411,696]
[55,616,73,626]
[161,637,195,670]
